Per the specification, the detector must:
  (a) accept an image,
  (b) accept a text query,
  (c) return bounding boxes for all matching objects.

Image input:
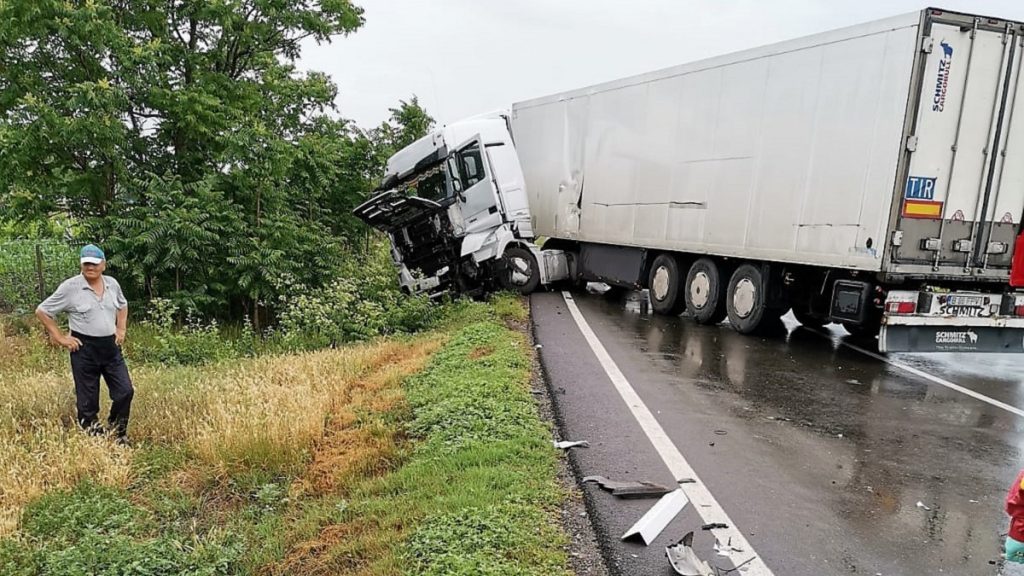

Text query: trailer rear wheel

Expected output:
[685,258,727,324]
[500,246,541,294]
[648,254,686,315]
[726,264,770,334]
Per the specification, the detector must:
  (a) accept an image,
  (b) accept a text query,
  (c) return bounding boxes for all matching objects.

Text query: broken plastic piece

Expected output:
[622,488,690,545]
[916,501,931,511]
[666,531,714,576]
[582,475,674,499]
[553,440,589,449]
[713,537,744,556]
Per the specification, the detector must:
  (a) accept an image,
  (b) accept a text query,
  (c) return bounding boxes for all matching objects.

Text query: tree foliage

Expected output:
[0,0,434,322]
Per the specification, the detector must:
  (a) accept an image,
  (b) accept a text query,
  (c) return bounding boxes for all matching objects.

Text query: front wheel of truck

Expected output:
[501,246,541,294]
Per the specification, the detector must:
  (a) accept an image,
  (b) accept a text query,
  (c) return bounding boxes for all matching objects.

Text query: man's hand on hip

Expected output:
[58,334,83,352]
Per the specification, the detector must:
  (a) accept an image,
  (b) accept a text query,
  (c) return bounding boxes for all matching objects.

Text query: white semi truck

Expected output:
[355,8,1024,353]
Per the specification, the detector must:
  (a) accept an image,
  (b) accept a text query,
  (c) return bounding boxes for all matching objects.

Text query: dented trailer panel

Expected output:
[511,9,1024,282]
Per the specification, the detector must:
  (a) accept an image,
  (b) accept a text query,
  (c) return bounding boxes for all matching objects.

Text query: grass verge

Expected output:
[0,295,570,575]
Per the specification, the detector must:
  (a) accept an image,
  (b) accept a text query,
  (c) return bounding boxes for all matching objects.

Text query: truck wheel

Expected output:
[726,264,770,334]
[685,258,727,324]
[648,254,686,315]
[501,246,541,294]
[792,308,826,329]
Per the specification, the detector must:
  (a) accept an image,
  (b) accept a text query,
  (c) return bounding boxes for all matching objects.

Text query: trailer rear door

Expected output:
[891,11,1024,278]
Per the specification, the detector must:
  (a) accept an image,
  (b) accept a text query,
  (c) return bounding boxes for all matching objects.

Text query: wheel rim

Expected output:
[733,278,757,318]
[509,256,532,286]
[652,266,671,301]
[689,271,711,309]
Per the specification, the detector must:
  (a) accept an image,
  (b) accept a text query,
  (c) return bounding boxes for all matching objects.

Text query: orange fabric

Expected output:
[1007,470,1024,542]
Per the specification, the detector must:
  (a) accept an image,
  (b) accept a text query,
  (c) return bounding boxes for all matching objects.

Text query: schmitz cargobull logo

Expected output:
[932,41,954,112]
[935,329,978,345]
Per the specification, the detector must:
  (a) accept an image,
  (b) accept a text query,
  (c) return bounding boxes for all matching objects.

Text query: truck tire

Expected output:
[648,253,686,315]
[685,258,727,324]
[792,308,827,329]
[500,246,541,294]
[726,264,770,334]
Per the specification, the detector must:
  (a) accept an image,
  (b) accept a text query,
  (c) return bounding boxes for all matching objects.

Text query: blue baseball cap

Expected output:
[80,244,105,265]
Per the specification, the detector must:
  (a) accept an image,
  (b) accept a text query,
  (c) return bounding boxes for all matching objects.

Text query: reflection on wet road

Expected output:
[548,290,1024,575]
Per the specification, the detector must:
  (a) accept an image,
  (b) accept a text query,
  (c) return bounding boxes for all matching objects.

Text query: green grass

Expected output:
[0,297,570,575]
[322,316,568,576]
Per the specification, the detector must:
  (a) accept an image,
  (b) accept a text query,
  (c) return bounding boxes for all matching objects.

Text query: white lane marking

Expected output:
[561,292,775,575]
[836,337,1024,419]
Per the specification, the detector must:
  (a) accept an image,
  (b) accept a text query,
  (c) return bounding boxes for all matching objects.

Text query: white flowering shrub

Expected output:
[277,242,437,349]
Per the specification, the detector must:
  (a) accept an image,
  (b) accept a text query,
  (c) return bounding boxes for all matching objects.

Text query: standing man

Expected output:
[35,244,134,445]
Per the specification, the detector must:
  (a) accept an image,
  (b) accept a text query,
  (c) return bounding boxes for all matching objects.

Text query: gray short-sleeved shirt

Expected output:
[37,275,128,337]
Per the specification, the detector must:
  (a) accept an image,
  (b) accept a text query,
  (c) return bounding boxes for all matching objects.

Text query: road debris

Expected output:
[553,440,590,450]
[701,522,729,531]
[916,501,931,511]
[713,430,728,436]
[665,531,714,576]
[622,488,690,545]
[677,478,697,484]
[582,475,674,499]
[713,538,744,556]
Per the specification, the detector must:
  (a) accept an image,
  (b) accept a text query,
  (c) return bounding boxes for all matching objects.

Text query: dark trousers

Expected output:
[70,331,134,437]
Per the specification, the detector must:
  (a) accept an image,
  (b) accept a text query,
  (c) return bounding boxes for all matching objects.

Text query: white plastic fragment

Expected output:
[713,538,745,556]
[916,501,931,511]
[665,531,714,575]
[622,488,689,545]
[553,440,590,449]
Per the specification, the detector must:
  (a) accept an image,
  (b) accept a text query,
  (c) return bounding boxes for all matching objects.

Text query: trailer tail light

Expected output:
[887,301,917,315]
[1015,296,1024,317]
[884,291,919,316]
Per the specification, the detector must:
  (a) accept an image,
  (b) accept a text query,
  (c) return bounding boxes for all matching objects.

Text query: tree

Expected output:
[368,96,435,169]
[0,0,379,322]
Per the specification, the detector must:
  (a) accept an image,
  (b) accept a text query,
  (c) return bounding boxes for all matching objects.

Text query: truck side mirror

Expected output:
[447,157,465,201]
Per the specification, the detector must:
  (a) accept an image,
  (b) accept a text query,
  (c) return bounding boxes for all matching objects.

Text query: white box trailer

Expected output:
[357,8,1024,353]
[510,7,1024,352]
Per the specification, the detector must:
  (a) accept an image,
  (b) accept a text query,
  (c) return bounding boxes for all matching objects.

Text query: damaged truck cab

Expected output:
[354,113,569,297]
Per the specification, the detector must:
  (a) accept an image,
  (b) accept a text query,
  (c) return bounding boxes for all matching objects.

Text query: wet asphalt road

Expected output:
[532,289,1024,576]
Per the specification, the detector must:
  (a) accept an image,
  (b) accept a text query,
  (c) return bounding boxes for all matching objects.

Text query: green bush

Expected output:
[128,298,237,366]
[0,241,79,314]
[276,242,437,349]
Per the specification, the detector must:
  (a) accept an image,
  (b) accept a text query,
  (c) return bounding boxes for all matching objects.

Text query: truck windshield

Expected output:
[398,164,450,203]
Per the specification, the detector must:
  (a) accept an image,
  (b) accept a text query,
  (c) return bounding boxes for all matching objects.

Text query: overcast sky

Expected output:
[299,0,1024,129]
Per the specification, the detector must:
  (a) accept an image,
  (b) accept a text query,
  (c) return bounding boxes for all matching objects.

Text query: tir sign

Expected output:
[905,176,936,200]
[903,176,943,219]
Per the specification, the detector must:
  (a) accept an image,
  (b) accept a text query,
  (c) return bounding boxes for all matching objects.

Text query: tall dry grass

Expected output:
[0,327,442,536]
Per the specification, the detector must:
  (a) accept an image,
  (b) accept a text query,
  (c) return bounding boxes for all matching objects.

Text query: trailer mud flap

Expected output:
[880,325,1024,353]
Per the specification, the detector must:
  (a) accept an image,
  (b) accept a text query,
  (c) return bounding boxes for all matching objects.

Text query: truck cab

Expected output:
[354,112,568,297]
